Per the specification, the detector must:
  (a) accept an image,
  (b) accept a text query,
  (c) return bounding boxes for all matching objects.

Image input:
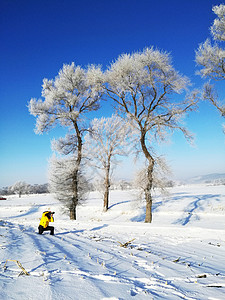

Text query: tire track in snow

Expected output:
[21,227,184,299]
[24,227,123,299]
[71,230,225,299]
[129,236,225,299]
[2,221,224,300]
[49,229,200,299]
[0,221,53,299]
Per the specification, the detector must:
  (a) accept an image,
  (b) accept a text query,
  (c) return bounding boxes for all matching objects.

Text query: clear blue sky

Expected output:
[1,0,225,187]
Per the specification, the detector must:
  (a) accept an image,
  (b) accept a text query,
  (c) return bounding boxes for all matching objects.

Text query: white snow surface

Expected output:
[0,184,225,300]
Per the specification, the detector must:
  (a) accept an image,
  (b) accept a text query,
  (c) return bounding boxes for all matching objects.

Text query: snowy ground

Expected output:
[0,184,225,300]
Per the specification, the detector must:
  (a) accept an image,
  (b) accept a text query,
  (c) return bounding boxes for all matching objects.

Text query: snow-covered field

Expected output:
[0,184,225,300]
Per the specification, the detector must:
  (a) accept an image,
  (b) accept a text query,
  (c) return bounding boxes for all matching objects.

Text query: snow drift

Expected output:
[0,184,225,299]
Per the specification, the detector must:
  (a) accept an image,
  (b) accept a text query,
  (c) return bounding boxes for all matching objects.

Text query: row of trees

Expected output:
[29,4,225,223]
[0,182,48,197]
[0,179,136,197]
[29,49,195,223]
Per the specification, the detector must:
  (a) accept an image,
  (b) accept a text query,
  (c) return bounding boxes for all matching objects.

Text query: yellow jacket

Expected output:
[39,211,54,228]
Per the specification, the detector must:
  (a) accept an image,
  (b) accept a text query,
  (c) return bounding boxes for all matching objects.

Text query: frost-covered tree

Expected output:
[196,4,225,118]
[84,115,130,212]
[134,156,171,203]
[28,63,103,219]
[105,47,199,223]
[10,181,29,197]
[49,154,89,219]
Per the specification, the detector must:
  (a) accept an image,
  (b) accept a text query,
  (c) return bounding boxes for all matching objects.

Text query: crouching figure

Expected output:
[38,211,55,235]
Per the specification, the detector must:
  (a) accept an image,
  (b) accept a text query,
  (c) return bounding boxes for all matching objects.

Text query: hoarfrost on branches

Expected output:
[202,82,225,117]
[211,4,225,41]
[105,47,199,222]
[28,49,198,222]
[134,156,172,194]
[51,134,78,156]
[9,181,30,197]
[196,4,225,119]
[48,155,89,219]
[85,115,130,165]
[196,39,225,80]
[28,62,104,134]
[29,62,104,219]
[84,115,131,211]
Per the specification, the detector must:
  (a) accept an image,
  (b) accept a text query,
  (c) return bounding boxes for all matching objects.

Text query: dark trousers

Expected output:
[38,225,54,235]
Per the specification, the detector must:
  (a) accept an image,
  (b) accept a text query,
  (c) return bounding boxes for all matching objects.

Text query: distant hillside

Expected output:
[188,173,225,184]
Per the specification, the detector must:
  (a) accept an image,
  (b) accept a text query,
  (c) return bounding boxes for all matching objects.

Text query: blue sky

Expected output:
[1,0,225,187]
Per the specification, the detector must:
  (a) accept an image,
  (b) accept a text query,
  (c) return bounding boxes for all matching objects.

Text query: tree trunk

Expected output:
[145,194,152,223]
[103,162,110,212]
[70,203,76,220]
[103,189,109,212]
[144,164,154,223]
[70,168,79,220]
[70,120,82,220]
[140,130,155,223]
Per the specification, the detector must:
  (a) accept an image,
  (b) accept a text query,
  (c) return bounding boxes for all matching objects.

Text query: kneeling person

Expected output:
[38,211,55,235]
